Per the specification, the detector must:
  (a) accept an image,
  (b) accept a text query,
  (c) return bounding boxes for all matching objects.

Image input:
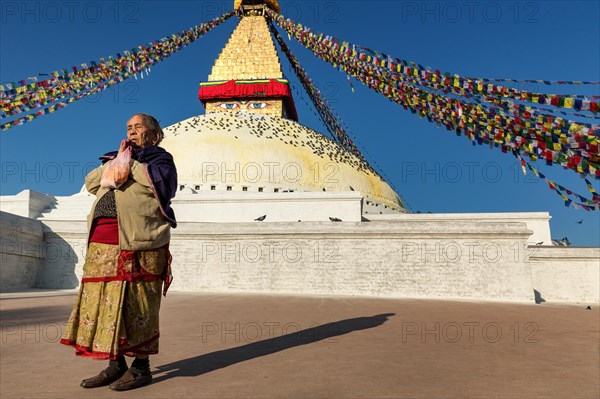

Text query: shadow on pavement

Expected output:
[153,313,395,383]
[0,305,73,326]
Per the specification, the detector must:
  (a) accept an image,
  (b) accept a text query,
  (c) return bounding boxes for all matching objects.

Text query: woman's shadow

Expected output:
[153,313,395,382]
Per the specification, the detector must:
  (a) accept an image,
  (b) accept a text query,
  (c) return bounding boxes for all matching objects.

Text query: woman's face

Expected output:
[127,115,154,148]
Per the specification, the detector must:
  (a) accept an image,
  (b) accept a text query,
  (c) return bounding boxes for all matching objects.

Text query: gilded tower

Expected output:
[198,0,297,120]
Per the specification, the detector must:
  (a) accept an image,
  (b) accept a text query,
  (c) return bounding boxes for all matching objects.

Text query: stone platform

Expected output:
[1,290,598,398]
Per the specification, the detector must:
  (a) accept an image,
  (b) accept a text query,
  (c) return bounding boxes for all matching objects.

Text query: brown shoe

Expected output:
[80,366,127,389]
[109,367,152,391]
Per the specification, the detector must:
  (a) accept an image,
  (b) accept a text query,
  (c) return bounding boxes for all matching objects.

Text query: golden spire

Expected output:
[208,15,282,81]
[199,0,298,120]
[234,0,280,14]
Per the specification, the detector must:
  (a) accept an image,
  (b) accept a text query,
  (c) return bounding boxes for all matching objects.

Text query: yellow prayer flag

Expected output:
[564,98,574,108]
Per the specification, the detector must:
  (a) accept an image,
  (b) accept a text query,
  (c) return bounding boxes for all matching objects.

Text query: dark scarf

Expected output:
[100,146,178,228]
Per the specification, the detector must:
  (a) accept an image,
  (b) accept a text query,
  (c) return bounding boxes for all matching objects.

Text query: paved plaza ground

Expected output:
[1,290,598,398]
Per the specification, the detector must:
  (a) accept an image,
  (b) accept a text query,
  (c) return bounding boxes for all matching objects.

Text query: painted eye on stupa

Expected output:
[219,103,240,110]
[247,102,270,109]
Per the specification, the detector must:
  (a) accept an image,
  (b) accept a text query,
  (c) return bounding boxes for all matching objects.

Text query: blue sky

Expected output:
[1,0,599,246]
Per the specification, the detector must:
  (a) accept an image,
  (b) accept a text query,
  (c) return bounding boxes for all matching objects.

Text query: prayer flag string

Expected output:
[513,150,600,210]
[0,11,236,131]
[266,9,600,180]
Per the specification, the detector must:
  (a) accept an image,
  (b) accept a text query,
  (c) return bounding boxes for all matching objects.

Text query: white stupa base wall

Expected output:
[0,212,45,291]
[529,246,600,303]
[1,190,598,303]
[168,220,537,302]
[367,213,552,246]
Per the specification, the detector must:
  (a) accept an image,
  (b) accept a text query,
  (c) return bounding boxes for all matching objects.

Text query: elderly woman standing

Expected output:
[60,113,177,391]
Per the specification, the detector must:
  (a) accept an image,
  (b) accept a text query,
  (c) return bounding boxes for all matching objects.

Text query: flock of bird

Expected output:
[162,112,380,223]
[163,111,381,177]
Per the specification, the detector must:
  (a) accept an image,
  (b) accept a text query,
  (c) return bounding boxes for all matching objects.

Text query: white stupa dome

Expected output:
[161,111,406,213]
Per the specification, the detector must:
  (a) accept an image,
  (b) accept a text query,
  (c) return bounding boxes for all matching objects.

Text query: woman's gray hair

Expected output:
[135,113,164,146]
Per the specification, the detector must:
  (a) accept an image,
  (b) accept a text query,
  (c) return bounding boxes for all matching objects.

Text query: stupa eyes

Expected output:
[220,103,240,110]
[218,102,271,110]
[248,102,270,109]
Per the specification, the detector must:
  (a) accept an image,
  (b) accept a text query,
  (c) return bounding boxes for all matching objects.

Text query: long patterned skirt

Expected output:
[60,242,171,360]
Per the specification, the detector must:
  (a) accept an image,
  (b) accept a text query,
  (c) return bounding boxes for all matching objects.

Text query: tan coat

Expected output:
[85,160,171,250]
